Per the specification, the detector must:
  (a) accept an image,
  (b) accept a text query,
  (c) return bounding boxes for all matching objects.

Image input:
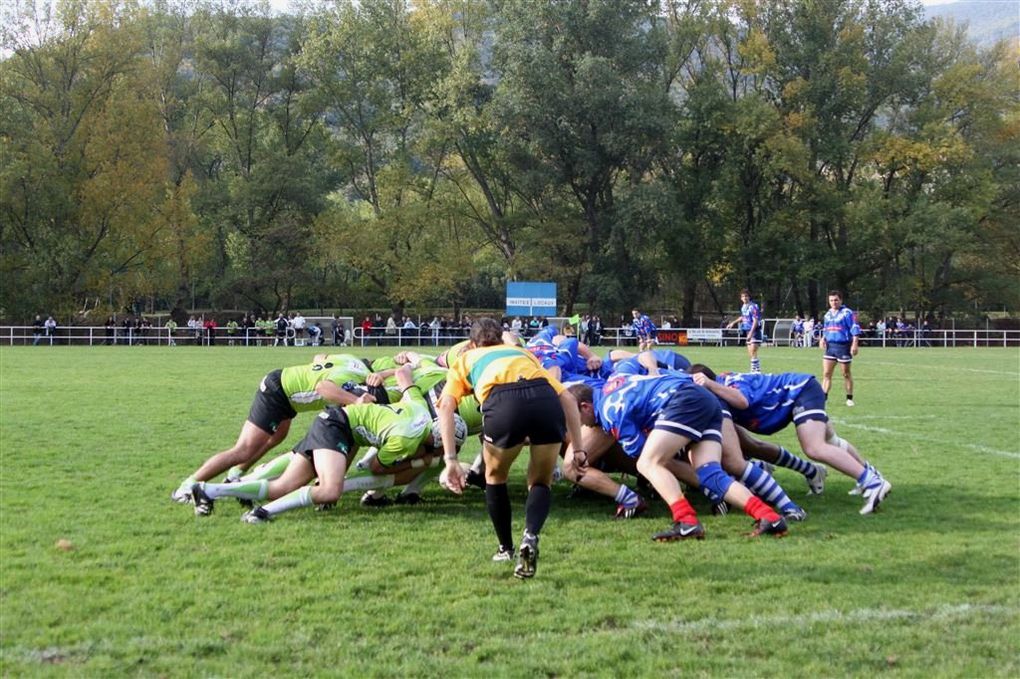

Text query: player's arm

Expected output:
[316,380,375,405]
[558,389,588,476]
[437,394,465,493]
[636,351,660,375]
[691,373,749,410]
[563,424,613,482]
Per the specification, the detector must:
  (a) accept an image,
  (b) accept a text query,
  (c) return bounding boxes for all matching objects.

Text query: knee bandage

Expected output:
[696,462,734,504]
[826,432,850,451]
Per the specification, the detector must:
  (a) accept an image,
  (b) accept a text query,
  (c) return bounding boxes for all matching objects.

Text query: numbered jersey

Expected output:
[279,355,371,412]
[593,373,696,456]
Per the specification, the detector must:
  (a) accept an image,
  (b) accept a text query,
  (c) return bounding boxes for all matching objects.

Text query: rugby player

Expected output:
[688,365,892,515]
[819,290,860,407]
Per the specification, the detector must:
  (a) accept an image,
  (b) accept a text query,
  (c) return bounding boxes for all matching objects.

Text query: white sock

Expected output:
[262,487,313,517]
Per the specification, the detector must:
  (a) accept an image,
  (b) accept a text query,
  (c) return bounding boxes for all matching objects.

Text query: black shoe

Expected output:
[359,491,393,507]
[242,507,271,524]
[711,501,730,516]
[492,545,515,562]
[652,520,705,542]
[514,532,539,579]
[314,502,336,512]
[749,516,788,537]
[394,492,422,505]
[614,497,648,519]
[191,483,214,517]
[465,469,486,490]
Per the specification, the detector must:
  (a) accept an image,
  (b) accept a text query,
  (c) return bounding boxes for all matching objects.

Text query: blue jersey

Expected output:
[719,372,816,435]
[525,326,559,364]
[822,306,860,343]
[632,314,656,338]
[593,373,695,456]
[739,301,762,333]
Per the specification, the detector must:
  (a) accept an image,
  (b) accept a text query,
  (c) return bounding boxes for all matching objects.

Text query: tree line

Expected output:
[2,0,1016,325]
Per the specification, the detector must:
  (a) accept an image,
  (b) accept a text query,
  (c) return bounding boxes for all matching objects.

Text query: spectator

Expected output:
[361,316,373,345]
[32,314,44,346]
[44,315,57,345]
[122,316,135,346]
[226,318,239,345]
[308,323,323,346]
[165,317,178,346]
[385,315,398,344]
[139,317,152,345]
[204,317,217,346]
[275,313,290,346]
[105,316,116,345]
[331,314,342,346]
[292,312,306,343]
[803,317,815,348]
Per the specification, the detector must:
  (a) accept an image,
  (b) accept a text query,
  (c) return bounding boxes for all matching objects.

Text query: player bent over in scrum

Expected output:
[688,365,891,514]
[567,374,788,541]
[438,317,585,579]
[190,365,462,522]
[171,355,376,505]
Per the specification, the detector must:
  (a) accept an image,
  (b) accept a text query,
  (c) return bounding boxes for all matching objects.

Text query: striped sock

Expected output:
[775,447,818,479]
[857,463,882,489]
[750,357,761,373]
[204,479,268,501]
[262,487,313,517]
[740,462,799,513]
[614,485,640,509]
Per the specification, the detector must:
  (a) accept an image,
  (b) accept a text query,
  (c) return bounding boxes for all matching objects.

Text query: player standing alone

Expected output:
[728,289,763,373]
[820,290,860,407]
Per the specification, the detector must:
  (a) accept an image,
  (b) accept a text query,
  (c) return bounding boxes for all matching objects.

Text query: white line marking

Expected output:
[831,420,1020,460]
[866,360,1020,377]
[632,603,1015,634]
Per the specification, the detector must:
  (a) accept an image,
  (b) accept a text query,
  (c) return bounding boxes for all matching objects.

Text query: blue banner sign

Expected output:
[506,281,557,316]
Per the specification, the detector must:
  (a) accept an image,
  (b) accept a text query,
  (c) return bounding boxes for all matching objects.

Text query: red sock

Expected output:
[743,496,780,521]
[670,498,698,524]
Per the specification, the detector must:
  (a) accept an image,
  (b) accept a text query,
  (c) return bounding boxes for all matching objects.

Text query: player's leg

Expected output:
[720,420,804,520]
[736,425,826,494]
[563,427,647,518]
[821,356,837,395]
[748,339,761,373]
[688,440,787,536]
[172,419,274,502]
[796,419,890,514]
[636,429,705,540]
[483,442,524,561]
[841,361,855,406]
[191,448,312,517]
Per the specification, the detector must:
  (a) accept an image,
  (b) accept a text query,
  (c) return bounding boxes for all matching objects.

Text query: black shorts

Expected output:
[293,407,354,460]
[481,379,565,448]
[247,369,298,434]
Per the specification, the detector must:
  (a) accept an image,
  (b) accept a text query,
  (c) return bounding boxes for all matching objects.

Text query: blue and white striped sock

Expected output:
[750,357,761,373]
[857,463,882,489]
[775,446,818,479]
[614,485,640,509]
[740,462,799,513]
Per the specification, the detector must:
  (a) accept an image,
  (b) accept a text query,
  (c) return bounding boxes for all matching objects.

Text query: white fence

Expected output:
[2,324,1018,348]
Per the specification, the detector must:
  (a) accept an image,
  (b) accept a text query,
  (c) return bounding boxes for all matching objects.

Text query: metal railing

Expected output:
[2,325,1018,348]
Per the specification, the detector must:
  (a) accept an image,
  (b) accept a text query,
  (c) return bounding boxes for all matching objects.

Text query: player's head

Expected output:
[566,383,597,426]
[740,289,751,303]
[631,309,640,318]
[470,317,504,347]
[827,290,843,309]
[430,414,467,451]
[688,363,717,381]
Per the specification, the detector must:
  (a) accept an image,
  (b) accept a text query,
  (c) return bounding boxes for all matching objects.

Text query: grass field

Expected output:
[1,344,1018,677]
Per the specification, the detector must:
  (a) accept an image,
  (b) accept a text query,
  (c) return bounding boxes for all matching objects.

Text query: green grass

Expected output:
[1,345,1018,677]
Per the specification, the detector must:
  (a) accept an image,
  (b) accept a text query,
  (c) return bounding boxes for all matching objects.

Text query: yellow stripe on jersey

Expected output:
[440,344,565,404]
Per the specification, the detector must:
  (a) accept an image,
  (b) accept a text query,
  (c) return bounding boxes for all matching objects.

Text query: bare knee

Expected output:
[311,483,341,505]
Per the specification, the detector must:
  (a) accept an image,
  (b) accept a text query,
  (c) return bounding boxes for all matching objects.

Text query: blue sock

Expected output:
[750,357,761,373]
[740,462,799,512]
[614,485,639,508]
[857,463,881,488]
[775,447,817,479]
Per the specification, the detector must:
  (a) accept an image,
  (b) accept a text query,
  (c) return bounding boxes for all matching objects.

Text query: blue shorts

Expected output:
[651,384,723,446]
[823,341,853,363]
[741,328,763,345]
[791,378,829,428]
